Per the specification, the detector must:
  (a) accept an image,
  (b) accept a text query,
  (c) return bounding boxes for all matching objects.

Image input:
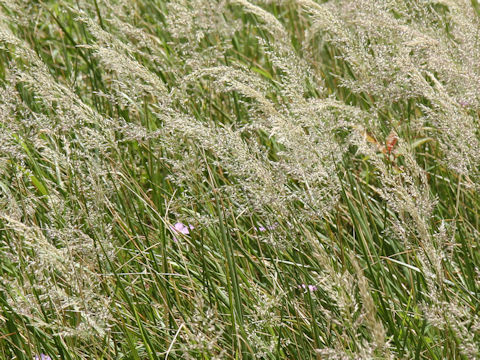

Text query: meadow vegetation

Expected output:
[0,0,480,358]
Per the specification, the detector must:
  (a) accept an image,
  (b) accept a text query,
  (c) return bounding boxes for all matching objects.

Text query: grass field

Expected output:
[1,0,480,359]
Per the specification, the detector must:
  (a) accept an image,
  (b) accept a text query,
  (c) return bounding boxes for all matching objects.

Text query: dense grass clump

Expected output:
[1,0,480,359]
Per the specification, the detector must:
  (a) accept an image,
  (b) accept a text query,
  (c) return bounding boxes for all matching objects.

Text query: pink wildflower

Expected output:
[170,222,194,242]
[34,355,52,360]
[298,284,317,293]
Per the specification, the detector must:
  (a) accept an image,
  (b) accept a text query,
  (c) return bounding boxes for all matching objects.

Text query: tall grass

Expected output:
[0,0,480,359]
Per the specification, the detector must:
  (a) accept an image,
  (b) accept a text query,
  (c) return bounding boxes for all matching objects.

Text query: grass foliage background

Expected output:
[1,0,480,358]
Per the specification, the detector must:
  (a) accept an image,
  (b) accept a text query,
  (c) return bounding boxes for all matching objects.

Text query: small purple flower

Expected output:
[254,223,277,232]
[170,222,194,242]
[298,284,317,293]
[34,355,52,360]
[256,225,267,232]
